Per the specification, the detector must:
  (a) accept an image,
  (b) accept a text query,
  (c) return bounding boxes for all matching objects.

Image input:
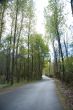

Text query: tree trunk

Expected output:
[52,40,58,76]
[57,30,65,81]
[64,39,68,58]
[27,19,31,80]
[11,0,18,85]
[16,12,23,83]
[31,47,33,80]
[0,3,6,43]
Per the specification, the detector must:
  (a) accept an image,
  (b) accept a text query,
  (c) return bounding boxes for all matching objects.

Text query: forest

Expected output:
[0,0,73,87]
[45,0,73,84]
[0,0,49,85]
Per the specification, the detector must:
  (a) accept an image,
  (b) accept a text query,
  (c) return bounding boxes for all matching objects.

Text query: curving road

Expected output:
[0,75,64,110]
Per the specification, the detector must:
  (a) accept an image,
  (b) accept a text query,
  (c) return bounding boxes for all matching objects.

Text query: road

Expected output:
[0,75,64,110]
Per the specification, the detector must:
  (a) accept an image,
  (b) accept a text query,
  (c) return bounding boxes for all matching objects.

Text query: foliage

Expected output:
[64,57,73,83]
[45,0,73,83]
[0,0,49,84]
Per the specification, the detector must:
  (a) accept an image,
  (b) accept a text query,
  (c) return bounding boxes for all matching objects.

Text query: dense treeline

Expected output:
[0,0,49,85]
[1,0,73,86]
[45,0,73,84]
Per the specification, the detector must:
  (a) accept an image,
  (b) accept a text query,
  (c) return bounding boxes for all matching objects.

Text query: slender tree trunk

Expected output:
[31,47,33,80]
[38,50,41,79]
[4,15,13,84]
[57,30,65,81]
[16,12,24,83]
[64,39,68,58]
[9,17,13,83]
[52,40,58,76]
[23,58,25,80]
[6,47,10,83]
[11,0,18,85]
[0,3,6,43]
[27,20,31,80]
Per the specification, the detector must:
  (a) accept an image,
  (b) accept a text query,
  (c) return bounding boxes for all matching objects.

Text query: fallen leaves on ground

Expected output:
[55,79,73,110]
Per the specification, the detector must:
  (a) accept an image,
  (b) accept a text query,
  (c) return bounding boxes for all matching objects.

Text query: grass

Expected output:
[0,80,37,94]
[0,80,40,94]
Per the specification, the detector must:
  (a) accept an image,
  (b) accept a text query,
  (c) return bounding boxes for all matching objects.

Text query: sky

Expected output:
[34,0,48,36]
[3,0,73,60]
[33,0,73,60]
[34,0,73,36]
[5,0,48,36]
[5,0,73,37]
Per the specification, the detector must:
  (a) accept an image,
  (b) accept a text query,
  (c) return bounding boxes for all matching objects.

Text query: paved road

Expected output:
[0,76,64,110]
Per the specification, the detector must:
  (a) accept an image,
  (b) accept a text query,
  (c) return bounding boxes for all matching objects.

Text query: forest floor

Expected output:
[55,79,73,110]
[0,80,34,94]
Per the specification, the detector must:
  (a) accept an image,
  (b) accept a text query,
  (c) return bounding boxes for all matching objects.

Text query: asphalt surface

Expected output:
[0,75,64,110]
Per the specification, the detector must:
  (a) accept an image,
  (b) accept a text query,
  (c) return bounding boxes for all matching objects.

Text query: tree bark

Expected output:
[11,0,18,85]
[16,11,24,83]
[57,30,65,81]
[0,3,6,43]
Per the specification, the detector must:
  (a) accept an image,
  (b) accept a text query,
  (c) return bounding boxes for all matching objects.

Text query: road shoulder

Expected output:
[55,79,73,110]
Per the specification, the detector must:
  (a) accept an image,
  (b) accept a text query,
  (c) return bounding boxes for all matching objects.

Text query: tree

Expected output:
[45,0,65,80]
[29,34,49,79]
[71,0,73,15]
[24,0,34,80]
[0,0,7,43]
[10,0,19,84]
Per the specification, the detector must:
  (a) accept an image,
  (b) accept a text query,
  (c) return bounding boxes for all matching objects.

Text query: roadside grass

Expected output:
[55,79,72,110]
[0,80,38,94]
